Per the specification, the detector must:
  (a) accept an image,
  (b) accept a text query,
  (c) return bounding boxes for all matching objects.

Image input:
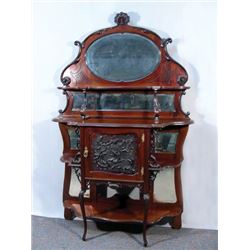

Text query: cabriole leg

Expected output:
[143,193,149,247]
[79,190,87,241]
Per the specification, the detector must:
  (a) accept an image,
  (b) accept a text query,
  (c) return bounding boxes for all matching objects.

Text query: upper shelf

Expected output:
[53,115,193,128]
[57,86,190,91]
[60,12,188,89]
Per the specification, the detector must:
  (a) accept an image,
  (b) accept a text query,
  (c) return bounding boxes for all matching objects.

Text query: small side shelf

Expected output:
[64,199,182,224]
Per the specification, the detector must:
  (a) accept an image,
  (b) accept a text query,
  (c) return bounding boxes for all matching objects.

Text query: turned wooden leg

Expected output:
[64,207,76,220]
[143,193,149,247]
[170,214,182,229]
[79,190,87,241]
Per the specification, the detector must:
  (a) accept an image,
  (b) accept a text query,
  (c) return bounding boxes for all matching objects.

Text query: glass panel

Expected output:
[69,167,90,198]
[154,168,176,203]
[107,186,139,200]
[92,134,137,174]
[86,33,161,82]
[69,167,81,197]
[68,127,80,149]
[129,187,140,200]
[72,92,175,112]
[155,132,178,153]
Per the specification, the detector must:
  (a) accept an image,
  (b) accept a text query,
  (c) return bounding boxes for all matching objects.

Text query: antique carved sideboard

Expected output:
[53,12,193,247]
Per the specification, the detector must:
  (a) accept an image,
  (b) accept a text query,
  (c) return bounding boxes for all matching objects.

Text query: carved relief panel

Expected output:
[92,134,137,174]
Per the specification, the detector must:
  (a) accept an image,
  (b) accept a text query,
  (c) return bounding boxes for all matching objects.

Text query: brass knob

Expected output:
[141,166,144,176]
[83,146,88,158]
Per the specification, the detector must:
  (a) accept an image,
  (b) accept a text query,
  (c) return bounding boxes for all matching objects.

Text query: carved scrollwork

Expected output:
[148,131,162,181]
[60,41,83,85]
[161,38,173,48]
[179,91,191,117]
[161,38,172,61]
[58,90,70,114]
[61,76,71,85]
[149,154,162,181]
[114,12,130,25]
[69,152,81,183]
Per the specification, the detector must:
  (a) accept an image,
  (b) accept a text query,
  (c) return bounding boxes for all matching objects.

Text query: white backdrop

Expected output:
[32,2,217,230]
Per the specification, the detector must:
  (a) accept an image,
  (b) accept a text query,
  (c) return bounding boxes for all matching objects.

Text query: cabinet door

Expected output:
[81,128,146,181]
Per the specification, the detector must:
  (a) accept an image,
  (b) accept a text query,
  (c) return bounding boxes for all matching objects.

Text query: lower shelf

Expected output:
[64,199,182,224]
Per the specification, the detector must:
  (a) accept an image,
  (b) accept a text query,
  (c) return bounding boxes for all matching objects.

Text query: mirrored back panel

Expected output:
[72,92,175,112]
[68,127,80,149]
[154,168,177,203]
[154,132,178,153]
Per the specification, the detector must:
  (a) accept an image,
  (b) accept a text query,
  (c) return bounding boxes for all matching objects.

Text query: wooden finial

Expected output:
[114,12,130,25]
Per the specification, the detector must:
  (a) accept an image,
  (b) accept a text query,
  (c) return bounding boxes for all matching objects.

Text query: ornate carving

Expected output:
[179,91,191,117]
[58,90,70,114]
[70,61,84,84]
[149,154,161,181]
[161,38,172,48]
[148,131,161,181]
[69,152,81,183]
[60,41,83,85]
[114,12,130,25]
[61,76,71,85]
[161,38,172,61]
[92,134,137,174]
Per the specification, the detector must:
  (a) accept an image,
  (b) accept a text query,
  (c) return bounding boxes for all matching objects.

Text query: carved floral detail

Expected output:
[92,134,137,174]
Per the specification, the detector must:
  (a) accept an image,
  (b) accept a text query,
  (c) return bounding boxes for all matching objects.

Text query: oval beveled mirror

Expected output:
[86,33,161,82]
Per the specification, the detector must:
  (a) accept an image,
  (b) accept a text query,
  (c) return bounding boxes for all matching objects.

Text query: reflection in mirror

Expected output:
[155,132,178,153]
[129,187,140,200]
[69,167,81,197]
[107,186,139,200]
[154,168,176,203]
[69,167,90,198]
[72,92,175,112]
[86,33,161,82]
[107,186,116,198]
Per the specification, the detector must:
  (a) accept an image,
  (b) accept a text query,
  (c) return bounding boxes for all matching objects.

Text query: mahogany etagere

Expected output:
[53,12,193,247]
